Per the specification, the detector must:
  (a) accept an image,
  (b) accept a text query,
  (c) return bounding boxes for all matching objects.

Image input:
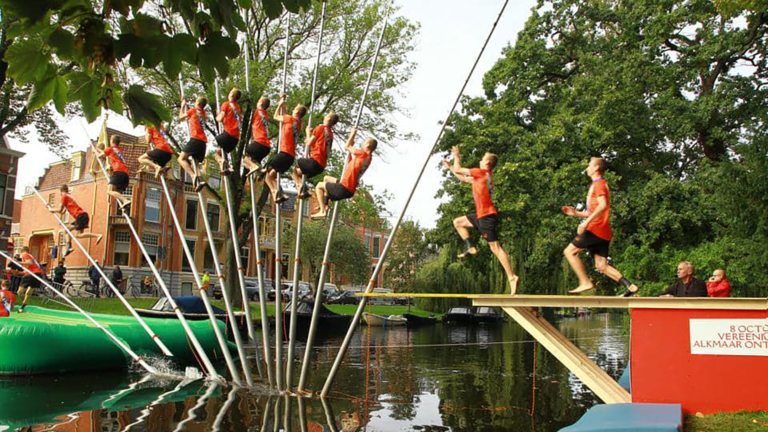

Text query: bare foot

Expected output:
[508,275,519,295]
[569,284,595,295]
[457,246,478,259]
[95,234,103,246]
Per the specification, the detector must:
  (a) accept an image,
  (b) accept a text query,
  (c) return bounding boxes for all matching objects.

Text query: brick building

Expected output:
[0,136,24,265]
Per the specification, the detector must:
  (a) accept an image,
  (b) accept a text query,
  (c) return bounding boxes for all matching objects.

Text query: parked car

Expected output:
[327,290,358,305]
[282,282,312,302]
[244,278,273,301]
[321,283,339,298]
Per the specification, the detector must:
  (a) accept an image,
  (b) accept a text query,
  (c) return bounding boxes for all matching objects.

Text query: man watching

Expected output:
[660,261,707,297]
[706,268,731,297]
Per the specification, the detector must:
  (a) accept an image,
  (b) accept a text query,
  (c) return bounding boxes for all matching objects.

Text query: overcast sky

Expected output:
[9,0,537,229]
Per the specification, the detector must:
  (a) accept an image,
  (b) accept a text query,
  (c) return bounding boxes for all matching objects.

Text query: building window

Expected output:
[0,174,6,216]
[365,232,371,249]
[258,216,268,235]
[184,171,194,185]
[185,199,198,230]
[124,184,134,199]
[71,156,81,181]
[208,175,221,191]
[373,236,381,258]
[173,163,181,181]
[281,253,290,279]
[181,282,193,296]
[13,237,24,254]
[48,192,55,207]
[241,247,250,275]
[141,232,160,267]
[182,238,196,272]
[113,230,131,266]
[206,202,220,232]
[145,188,161,223]
[203,244,216,272]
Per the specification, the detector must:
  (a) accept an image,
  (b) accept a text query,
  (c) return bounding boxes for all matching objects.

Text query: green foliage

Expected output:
[122,85,171,127]
[384,219,430,292]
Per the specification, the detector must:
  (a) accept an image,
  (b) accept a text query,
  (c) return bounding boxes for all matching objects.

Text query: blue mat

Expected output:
[560,403,682,432]
[618,364,631,393]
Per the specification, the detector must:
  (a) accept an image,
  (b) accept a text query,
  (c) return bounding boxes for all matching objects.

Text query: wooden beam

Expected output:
[502,306,632,404]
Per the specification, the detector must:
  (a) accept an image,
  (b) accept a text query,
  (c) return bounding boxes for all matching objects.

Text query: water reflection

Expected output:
[1,313,628,431]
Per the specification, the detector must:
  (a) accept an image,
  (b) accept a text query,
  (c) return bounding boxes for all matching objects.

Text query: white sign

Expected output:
[690,319,768,356]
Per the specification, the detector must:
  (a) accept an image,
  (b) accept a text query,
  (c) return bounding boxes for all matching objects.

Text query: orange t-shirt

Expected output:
[340,149,371,194]
[186,107,208,142]
[220,101,242,139]
[61,193,86,218]
[0,290,15,317]
[103,146,129,174]
[469,168,497,219]
[20,252,42,274]
[309,124,333,168]
[280,114,301,157]
[586,178,612,241]
[147,126,173,154]
[251,109,270,146]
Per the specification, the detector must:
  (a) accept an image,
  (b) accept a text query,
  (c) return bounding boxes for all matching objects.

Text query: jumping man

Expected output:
[53,185,102,254]
[311,127,375,219]
[138,121,174,178]
[214,88,243,174]
[265,94,307,203]
[178,96,209,192]
[95,135,131,212]
[442,146,519,295]
[562,157,638,296]
[243,95,271,177]
[292,112,339,199]
[17,246,43,313]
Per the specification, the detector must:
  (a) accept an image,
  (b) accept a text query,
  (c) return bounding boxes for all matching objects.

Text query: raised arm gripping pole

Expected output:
[0,251,165,377]
[319,0,511,397]
[285,1,327,392]
[32,187,173,357]
[296,17,388,393]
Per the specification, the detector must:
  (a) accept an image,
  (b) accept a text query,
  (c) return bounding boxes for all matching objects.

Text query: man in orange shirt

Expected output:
[244,95,272,177]
[292,111,339,199]
[17,246,43,313]
[214,88,243,174]
[442,145,519,295]
[311,127,375,219]
[177,96,209,192]
[265,94,307,203]
[0,280,15,317]
[95,135,131,212]
[562,157,638,295]
[138,121,174,178]
[53,185,102,255]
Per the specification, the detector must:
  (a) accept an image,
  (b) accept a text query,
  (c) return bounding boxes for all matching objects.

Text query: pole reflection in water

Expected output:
[212,386,239,431]
[172,382,218,432]
[260,396,273,432]
[321,396,340,432]
[123,379,188,431]
[297,395,308,432]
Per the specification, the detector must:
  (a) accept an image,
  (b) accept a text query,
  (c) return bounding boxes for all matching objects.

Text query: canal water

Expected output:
[0,313,628,431]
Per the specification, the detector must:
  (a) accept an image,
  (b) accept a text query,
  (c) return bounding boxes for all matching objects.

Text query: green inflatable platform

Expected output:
[0,306,236,375]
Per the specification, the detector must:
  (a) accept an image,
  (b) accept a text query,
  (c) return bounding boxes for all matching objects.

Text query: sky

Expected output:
[8,0,538,229]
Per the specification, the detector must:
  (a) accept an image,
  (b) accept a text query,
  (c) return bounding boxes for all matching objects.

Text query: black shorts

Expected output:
[21,275,41,289]
[73,213,89,231]
[215,132,238,153]
[571,229,611,258]
[269,152,294,174]
[147,149,173,168]
[466,213,500,242]
[326,182,354,202]
[297,158,325,178]
[109,171,130,192]
[183,138,207,163]
[245,141,271,164]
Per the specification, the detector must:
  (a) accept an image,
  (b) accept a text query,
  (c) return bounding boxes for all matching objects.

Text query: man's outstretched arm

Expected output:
[441,160,473,184]
[450,145,471,176]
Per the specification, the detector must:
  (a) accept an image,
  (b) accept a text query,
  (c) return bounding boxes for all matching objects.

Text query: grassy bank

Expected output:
[686,411,768,431]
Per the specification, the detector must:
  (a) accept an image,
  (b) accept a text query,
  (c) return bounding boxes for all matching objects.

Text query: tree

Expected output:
[384,219,429,292]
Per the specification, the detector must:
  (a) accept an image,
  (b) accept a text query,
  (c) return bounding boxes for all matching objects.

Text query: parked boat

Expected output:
[0,306,235,375]
[282,300,353,335]
[403,313,438,327]
[473,307,504,324]
[442,307,474,324]
[363,312,407,327]
[135,296,245,321]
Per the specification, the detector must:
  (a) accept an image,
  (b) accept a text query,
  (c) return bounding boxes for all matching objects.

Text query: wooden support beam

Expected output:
[501,306,632,404]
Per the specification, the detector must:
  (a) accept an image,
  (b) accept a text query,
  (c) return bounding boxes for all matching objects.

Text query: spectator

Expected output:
[52,261,67,286]
[111,266,123,292]
[660,261,708,297]
[142,276,153,295]
[7,255,23,293]
[89,260,102,297]
[201,271,211,292]
[706,268,731,297]
[0,280,15,317]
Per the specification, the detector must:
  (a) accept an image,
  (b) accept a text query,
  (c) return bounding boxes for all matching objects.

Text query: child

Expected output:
[178,96,209,192]
[311,127,375,219]
[95,135,131,212]
[138,121,174,178]
[264,94,307,203]
[214,88,243,174]
[291,112,339,198]
[442,145,519,294]
[243,95,272,177]
[53,185,102,255]
[17,246,43,313]
[0,280,15,318]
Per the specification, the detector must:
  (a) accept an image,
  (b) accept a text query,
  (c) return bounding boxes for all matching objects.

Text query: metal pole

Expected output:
[286,1,326,391]
[244,9,251,93]
[249,175,274,387]
[297,18,388,393]
[320,0,511,397]
[0,251,161,376]
[32,189,173,357]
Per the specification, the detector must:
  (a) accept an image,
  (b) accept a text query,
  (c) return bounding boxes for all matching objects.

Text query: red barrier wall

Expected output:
[630,308,768,414]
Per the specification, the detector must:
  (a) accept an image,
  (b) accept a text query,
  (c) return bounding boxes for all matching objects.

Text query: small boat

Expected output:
[282,300,353,335]
[403,313,437,327]
[442,307,473,324]
[362,312,407,327]
[135,296,245,321]
[473,307,504,324]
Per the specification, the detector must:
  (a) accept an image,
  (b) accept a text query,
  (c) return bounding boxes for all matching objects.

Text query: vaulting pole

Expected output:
[285,1,326,392]
[249,175,274,387]
[320,0,511,397]
[0,251,162,376]
[32,189,173,357]
[297,18,388,393]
